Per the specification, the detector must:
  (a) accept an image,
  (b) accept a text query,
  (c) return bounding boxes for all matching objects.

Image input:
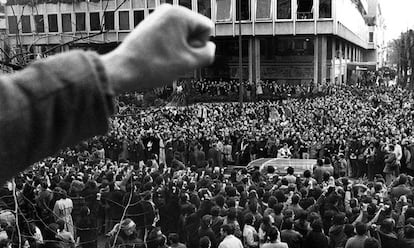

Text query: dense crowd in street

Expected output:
[186,79,320,102]
[1,83,414,248]
[117,79,330,108]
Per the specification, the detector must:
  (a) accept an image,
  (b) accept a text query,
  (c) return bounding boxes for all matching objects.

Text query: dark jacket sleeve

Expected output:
[0,51,115,183]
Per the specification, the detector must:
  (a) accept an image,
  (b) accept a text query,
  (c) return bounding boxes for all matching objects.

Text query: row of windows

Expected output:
[213,37,314,60]
[216,0,331,21]
[8,11,145,34]
[7,0,332,34]
[178,0,330,20]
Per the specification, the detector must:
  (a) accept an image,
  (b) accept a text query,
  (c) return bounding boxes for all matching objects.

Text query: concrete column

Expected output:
[344,43,348,84]
[356,49,359,62]
[248,37,261,100]
[317,36,327,85]
[345,44,349,60]
[248,37,261,82]
[338,41,343,85]
[330,37,336,84]
[255,37,260,82]
[249,38,254,83]
[314,36,319,86]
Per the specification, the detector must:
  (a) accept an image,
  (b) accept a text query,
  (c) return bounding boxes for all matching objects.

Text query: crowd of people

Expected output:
[1,84,414,248]
[185,79,321,102]
[118,79,332,108]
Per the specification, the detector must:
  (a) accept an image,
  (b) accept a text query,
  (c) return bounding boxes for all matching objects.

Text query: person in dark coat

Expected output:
[303,220,329,248]
[401,224,414,248]
[77,206,98,248]
[198,215,217,248]
[376,218,399,248]
[207,143,222,168]
[194,144,206,168]
[384,145,397,185]
[328,213,347,248]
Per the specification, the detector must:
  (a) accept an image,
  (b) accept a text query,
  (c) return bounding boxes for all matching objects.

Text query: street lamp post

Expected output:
[238,0,243,107]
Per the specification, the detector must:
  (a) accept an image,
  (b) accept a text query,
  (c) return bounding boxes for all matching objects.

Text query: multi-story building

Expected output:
[366,0,386,68]
[4,0,385,84]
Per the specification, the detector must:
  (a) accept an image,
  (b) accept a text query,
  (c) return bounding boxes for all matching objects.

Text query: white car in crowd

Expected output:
[246,158,317,176]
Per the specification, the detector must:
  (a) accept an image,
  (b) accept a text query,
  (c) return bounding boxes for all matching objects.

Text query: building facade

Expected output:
[4,0,385,84]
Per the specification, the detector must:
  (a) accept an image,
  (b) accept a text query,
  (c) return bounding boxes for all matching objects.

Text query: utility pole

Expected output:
[238,0,243,107]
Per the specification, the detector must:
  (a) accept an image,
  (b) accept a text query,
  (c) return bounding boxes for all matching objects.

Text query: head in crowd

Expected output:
[120,218,136,236]
[267,226,280,242]
[355,222,367,236]
[199,236,211,248]
[220,224,234,237]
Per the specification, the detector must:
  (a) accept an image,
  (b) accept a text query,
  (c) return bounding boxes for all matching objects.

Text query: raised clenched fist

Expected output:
[102,4,216,94]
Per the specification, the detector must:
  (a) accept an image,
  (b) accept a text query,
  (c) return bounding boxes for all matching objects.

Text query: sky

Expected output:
[380,0,414,41]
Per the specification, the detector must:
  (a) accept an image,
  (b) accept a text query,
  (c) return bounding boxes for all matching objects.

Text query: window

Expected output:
[297,0,313,19]
[147,0,155,12]
[48,14,58,32]
[261,38,281,60]
[197,0,211,18]
[119,11,130,30]
[134,10,144,26]
[369,32,374,42]
[133,0,145,8]
[277,0,291,19]
[21,15,31,33]
[319,0,331,18]
[76,13,85,31]
[256,0,271,19]
[274,38,313,56]
[236,0,250,20]
[179,0,191,9]
[214,39,247,59]
[90,12,100,31]
[294,39,304,50]
[34,15,44,33]
[216,0,231,21]
[104,11,114,30]
[62,14,72,32]
[160,0,173,3]
[275,39,292,56]
[8,16,18,34]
